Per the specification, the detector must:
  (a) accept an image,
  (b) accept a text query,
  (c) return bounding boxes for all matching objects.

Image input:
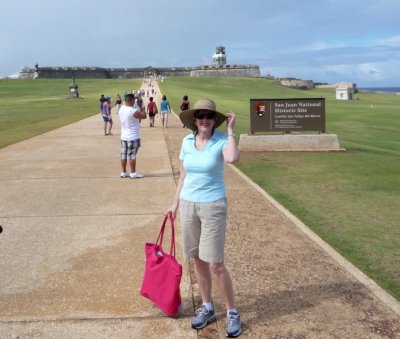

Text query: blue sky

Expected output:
[1,0,400,87]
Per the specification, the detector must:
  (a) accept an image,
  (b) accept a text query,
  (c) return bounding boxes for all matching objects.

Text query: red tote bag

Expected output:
[140,212,182,316]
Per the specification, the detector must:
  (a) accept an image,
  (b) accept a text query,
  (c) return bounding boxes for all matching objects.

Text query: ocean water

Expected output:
[359,87,400,94]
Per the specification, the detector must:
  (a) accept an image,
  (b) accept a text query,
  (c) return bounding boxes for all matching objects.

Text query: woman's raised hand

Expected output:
[226,111,236,130]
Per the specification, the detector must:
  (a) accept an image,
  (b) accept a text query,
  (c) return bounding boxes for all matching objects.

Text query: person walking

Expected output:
[180,95,190,128]
[118,93,147,179]
[99,94,106,110]
[160,94,171,129]
[101,97,113,135]
[115,94,122,113]
[147,97,157,127]
[167,99,241,337]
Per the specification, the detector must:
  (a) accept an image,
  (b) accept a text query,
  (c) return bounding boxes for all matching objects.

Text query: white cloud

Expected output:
[377,35,400,46]
[358,64,382,77]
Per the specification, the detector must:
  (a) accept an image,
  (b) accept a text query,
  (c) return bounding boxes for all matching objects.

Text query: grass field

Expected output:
[1,77,399,301]
[0,78,142,148]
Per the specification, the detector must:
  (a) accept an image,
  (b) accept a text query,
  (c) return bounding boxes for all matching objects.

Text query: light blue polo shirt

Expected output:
[179,130,228,202]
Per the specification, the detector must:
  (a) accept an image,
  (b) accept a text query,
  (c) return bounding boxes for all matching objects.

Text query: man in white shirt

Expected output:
[118,93,147,179]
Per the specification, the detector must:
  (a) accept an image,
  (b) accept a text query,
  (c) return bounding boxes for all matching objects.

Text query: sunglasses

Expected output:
[194,112,216,120]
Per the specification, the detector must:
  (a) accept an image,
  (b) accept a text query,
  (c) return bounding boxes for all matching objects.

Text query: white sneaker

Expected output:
[120,172,129,178]
[130,172,144,179]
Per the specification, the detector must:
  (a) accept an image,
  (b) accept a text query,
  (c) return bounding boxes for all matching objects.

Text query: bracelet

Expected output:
[228,134,235,137]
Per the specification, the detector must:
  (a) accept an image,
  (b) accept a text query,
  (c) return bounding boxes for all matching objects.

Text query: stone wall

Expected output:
[191,64,260,77]
[239,134,342,151]
[155,67,191,77]
[41,67,107,79]
[19,67,107,79]
[280,78,315,89]
[19,64,260,79]
[108,68,147,79]
[19,69,36,79]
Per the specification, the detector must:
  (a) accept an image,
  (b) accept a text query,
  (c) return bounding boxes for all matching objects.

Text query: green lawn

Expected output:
[0,78,142,148]
[1,77,399,301]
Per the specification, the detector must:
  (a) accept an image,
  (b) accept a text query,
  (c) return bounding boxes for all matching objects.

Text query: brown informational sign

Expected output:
[250,98,325,133]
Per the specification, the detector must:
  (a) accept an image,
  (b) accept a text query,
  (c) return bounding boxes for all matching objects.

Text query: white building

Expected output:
[212,46,227,66]
[336,82,357,100]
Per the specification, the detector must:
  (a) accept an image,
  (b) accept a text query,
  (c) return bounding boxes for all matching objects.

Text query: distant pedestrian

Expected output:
[115,94,122,113]
[101,97,113,135]
[147,97,157,127]
[118,93,147,179]
[99,94,106,110]
[160,94,171,129]
[180,95,190,128]
[134,94,145,124]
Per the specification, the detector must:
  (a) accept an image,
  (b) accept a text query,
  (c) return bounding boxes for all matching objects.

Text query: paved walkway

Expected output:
[0,81,399,338]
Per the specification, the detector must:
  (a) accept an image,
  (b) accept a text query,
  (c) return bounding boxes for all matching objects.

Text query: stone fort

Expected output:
[20,46,260,80]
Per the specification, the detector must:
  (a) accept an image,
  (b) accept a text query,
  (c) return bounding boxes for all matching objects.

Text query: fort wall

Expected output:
[19,64,260,79]
[190,64,260,77]
[279,78,315,89]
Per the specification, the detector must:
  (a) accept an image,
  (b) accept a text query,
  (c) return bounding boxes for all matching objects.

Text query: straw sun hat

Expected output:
[179,99,227,131]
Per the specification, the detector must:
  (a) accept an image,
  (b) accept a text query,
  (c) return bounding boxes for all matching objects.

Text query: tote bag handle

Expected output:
[155,212,176,257]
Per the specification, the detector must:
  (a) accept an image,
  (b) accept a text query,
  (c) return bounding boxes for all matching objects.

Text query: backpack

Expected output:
[148,101,155,112]
[180,101,189,111]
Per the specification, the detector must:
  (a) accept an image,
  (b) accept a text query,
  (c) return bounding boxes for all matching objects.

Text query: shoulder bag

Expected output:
[139,212,182,315]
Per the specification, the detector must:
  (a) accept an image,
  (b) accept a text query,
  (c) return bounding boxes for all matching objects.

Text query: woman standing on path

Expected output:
[160,95,171,129]
[167,99,242,337]
[101,97,113,135]
[115,94,122,113]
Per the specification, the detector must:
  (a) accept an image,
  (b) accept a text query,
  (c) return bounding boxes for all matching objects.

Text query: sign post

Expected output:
[239,98,341,151]
[250,98,325,134]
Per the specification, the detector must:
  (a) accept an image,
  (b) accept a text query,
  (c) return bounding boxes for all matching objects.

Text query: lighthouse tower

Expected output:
[212,46,227,66]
